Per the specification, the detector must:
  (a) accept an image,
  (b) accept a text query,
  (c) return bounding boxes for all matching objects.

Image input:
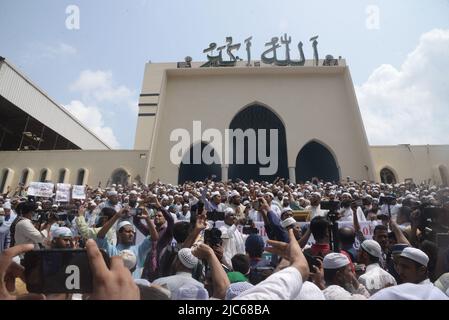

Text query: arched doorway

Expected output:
[111,168,130,186]
[228,104,288,182]
[439,165,449,186]
[295,141,340,183]
[77,169,86,185]
[380,167,397,184]
[178,142,221,184]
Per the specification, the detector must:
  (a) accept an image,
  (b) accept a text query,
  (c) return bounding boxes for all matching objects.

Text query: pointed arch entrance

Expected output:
[295,141,340,183]
[178,142,222,184]
[228,104,288,182]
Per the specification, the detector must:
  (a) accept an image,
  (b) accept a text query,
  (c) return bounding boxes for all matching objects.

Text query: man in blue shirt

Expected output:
[96,206,159,279]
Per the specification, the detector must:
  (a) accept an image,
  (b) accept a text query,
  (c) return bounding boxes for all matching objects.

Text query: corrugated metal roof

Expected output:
[0,58,111,150]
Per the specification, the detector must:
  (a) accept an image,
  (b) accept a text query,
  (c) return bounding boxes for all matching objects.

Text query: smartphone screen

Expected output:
[23,249,109,294]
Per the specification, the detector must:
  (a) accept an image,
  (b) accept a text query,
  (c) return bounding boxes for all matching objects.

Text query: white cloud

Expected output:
[64,100,120,148]
[69,69,137,110]
[39,42,77,58]
[356,29,449,145]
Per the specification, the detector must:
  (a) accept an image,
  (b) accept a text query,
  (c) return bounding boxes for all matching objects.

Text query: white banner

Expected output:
[56,183,71,202]
[27,182,54,198]
[72,185,86,200]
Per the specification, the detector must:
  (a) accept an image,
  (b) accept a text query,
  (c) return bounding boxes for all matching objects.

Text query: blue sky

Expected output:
[1,0,449,148]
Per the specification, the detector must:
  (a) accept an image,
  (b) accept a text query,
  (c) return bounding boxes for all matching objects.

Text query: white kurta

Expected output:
[295,281,325,300]
[369,279,449,300]
[322,284,369,300]
[235,267,303,300]
[358,263,397,295]
[219,224,247,268]
[338,207,367,222]
[306,205,329,221]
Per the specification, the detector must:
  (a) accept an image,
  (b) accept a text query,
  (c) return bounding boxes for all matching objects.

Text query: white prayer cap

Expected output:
[51,204,58,208]
[174,284,209,300]
[211,191,221,198]
[323,253,350,269]
[117,221,134,231]
[400,247,429,267]
[342,192,352,198]
[230,190,240,197]
[361,240,382,258]
[265,192,274,198]
[178,248,199,269]
[2,202,11,210]
[112,184,117,187]
[311,192,321,197]
[119,249,137,270]
[183,203,190,208]
[281,207,293,214]
[183,192,190,197]
[51,227,73,239]
[225,282,254,300]
[281,217,297,229]
[162,195,169,201]
[224,207,235,216]
[243,200,250,206]
[129,190,138,195]
[107,190,118,196]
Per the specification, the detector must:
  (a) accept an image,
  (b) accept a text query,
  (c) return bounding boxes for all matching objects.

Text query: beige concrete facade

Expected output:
[0,150,148,192]
[137,60,376,184]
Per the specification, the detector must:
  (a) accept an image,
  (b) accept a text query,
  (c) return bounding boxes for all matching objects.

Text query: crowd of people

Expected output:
[0,177,449,300]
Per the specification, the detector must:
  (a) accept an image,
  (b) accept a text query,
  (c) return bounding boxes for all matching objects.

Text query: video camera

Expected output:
[320,201,340,223]
[206,211,225,222]
[413,202,449,241]
[379,195,396,206]
[204,228,223,247]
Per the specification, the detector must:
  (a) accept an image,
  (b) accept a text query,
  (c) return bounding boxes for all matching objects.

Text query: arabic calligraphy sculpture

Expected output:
[199,34,336,68]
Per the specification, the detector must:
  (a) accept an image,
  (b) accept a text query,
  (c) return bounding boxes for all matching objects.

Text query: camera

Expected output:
[23,249,110,294]
[379,195,396,206]
[204,228,223,247]
[320,201,340,212]
[241,218,259,235]
[206,211,225,222]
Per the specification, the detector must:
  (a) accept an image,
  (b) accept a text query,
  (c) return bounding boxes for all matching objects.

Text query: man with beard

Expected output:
[370,247,448,299]
[228,190,246,222]
[50,227,75,249]
[76,206,117,244]
[318,253,370,300]
[305,193,328,221]
[338,193,366,222]
[98,190,122,213]
[219,208,247,268]
[96,207,157,279]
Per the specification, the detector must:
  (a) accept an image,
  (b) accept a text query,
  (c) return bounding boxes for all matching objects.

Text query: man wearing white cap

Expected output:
[200,189,227,212]
[95,208,157,279]
[0,202,17,252]
[98,190,123,213]
[177,203,191,222]
[338,193,366,222]
[50,227,74,249]
[152,248,204,298]
[319,253,370,300]
[228,190,246,221]
[263,192,282,219]
[219,207,247,268]
[305,192,328,222]
[358,240,397,294]
[370,247,448,300]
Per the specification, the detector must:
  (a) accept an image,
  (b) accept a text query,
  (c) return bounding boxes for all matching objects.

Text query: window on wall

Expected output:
[0,169,9,193]
[39,169,48,182]
[20,169,29,185]
[58,169,66,183]
[77,169,85,185]
[380,168,396,184]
